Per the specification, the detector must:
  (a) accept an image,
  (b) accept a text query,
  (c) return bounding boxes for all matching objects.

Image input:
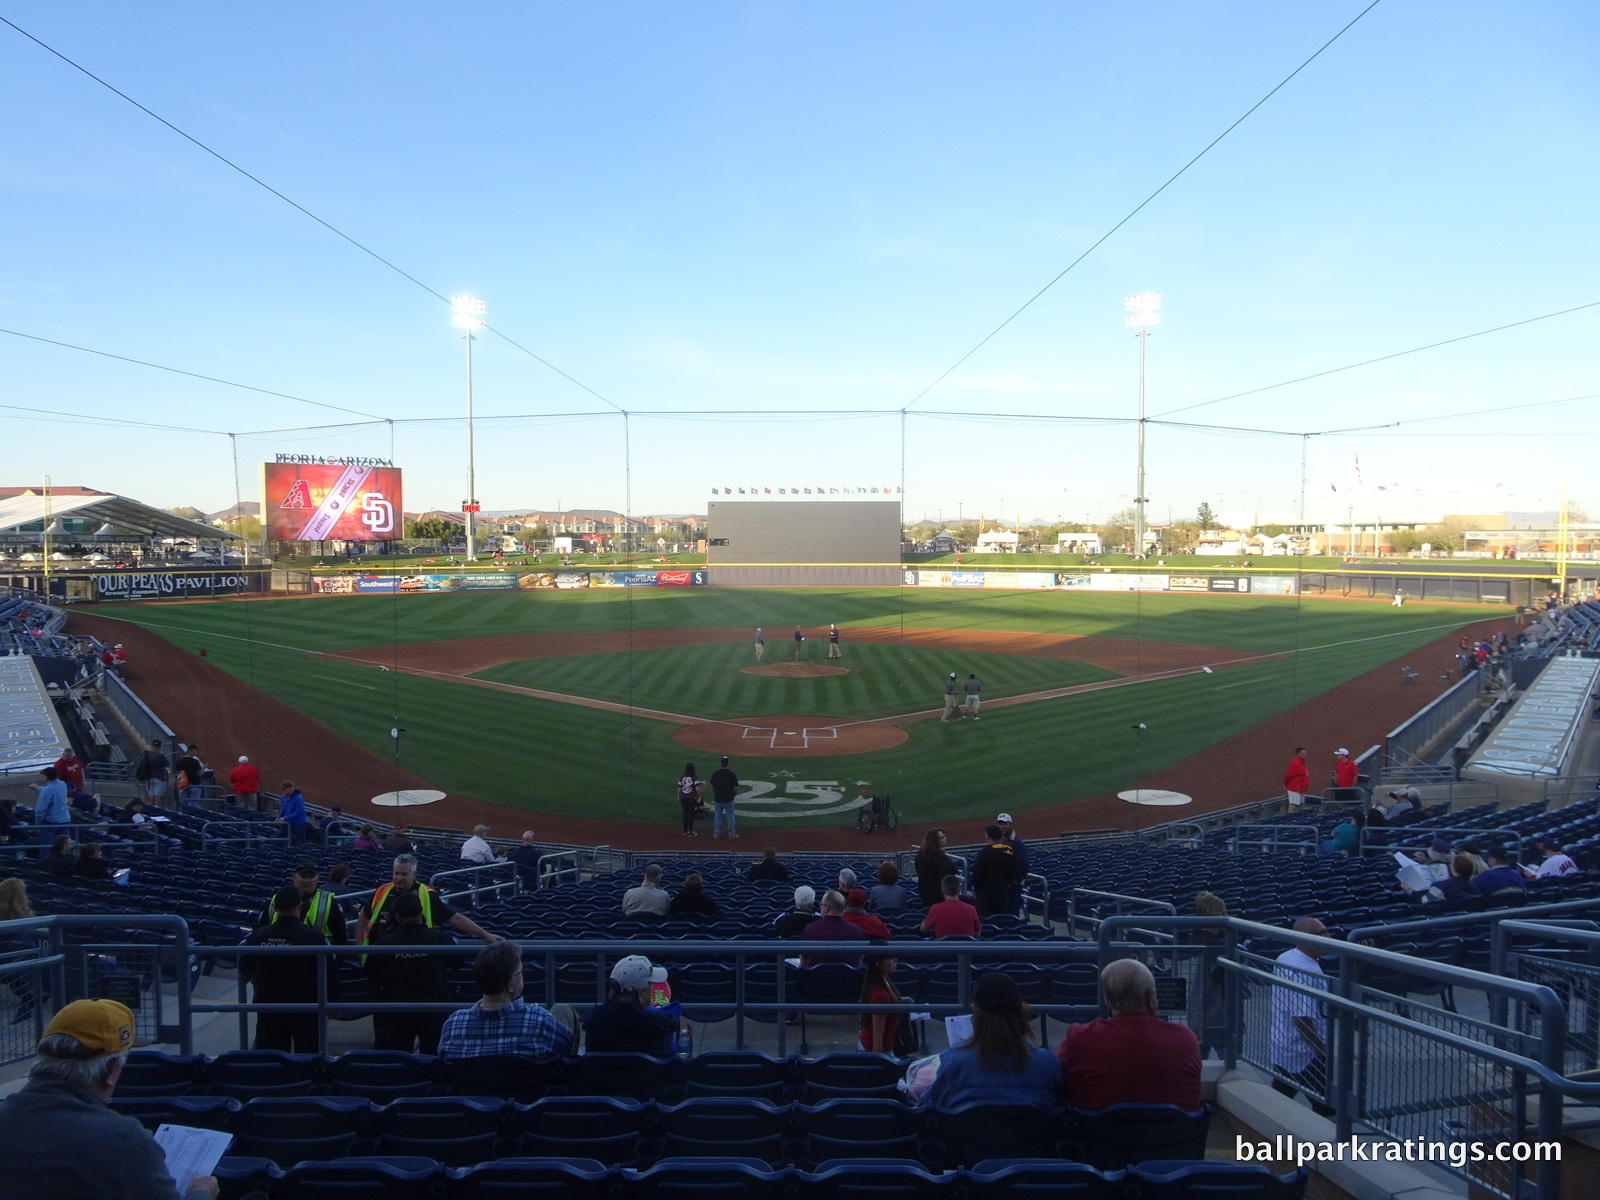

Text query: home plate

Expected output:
[1117,789,1192,807]
[372,789,446,807]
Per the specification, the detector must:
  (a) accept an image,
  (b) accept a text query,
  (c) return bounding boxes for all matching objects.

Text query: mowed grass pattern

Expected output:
[95,588,1495,823]
[473,640,1119,720]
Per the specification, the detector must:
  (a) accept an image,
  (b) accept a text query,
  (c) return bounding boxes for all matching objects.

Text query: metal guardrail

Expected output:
[1066,888,1176,938]
[97,670,175,752]
[1228,822,1321,854]
[1380,668,1490,781]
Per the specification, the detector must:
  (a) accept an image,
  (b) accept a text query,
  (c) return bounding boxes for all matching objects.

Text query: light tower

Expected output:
[1123,292,1161,558]
[450,294,487,560]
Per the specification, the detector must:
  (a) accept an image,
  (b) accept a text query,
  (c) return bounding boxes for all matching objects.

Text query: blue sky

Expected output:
[1,2,1595,529]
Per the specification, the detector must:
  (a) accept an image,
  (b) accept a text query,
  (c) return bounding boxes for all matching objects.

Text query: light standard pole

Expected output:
[451,294,487,561]
[1123,293,1161,558]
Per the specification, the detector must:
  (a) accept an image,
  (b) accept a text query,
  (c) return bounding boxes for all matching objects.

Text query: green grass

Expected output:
[473,640,1119,720]
[94,588,1495,825]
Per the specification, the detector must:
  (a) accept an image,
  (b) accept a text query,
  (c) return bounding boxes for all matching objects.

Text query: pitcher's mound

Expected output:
[742,662,849,678]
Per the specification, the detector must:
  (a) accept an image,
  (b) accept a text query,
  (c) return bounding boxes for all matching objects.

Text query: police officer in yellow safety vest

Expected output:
[352,853,502,949]
[261,863,349,945]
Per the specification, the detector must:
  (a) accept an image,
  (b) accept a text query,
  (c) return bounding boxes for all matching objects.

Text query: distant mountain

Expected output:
[166,506,206,520]
[206,501,260,521]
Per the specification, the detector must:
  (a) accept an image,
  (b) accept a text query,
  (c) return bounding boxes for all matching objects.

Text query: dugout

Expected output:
[706,500,901,586]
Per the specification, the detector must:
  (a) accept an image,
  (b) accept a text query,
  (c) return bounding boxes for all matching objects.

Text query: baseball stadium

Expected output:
[2,7,1598,1200]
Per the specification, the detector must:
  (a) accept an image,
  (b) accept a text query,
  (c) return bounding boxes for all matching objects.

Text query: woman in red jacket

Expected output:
[1283,747,1310,808]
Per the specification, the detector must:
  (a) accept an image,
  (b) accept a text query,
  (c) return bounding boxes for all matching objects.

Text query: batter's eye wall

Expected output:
[708,500,902,586]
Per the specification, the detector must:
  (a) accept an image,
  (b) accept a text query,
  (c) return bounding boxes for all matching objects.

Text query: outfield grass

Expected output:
[99,588,1495,826]
[473,640,1118,721]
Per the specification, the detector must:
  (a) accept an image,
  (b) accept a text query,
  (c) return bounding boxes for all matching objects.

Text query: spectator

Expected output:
[920,876,982,938]
[583,955,678,1055]
[132,740,168,802]
[676,762,703,838]
[353,854,501,947]
[1457,842,1488,877]
[869,861,909,911]
[71,842,115,883]
[260,863,348,944]
[837,868,857,894]
[29,768,71,861]
[492,829,540,890]
[241,886,328,1053]
[229,755,261,811]
[800,890,867,967]
[1526,840,1580,879]
[1055,959,1203,1109]
[0,794,14,843]
[460,825,496,866]
[40,834,77,876]
[1283,747,1310,809]
[1437,855,1481,903]
[708,755,740,840]
[439,941,577,1058]
[775,886,818,938]
[319,806,350,843]
[670,872,720,917]
[859,945,902,1053]
[52,751,94,812]
[275,780,308,847]
[1477,848,1527,896]
[0,999,218,1199]
[172,745,204,805]
[918,973,1062,1108]
[622,864,672,917]
[969,825,1020,917]
[915,829,957,908]
[1378,787,1421,823]
[1270,918,1333,1116]
[1331,747,1361,804]
[381,825,417,855]
[1320,810,1364,856]
[0,877,39,1020]
[841,888,891,939]
[996,812,1029,914]
[327,863,352,889]
[367,892,453,1054]
[746,846,790,883]
[1192,892,1229,1058]
[352,826,382,853]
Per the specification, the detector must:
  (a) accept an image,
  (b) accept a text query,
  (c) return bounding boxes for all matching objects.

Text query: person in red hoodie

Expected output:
[1283,747,1310,809]
[229,755,262,812]
[840,888,892,940]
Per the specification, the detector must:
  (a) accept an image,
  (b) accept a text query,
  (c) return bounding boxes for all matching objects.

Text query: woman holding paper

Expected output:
[917,973,1061,1108]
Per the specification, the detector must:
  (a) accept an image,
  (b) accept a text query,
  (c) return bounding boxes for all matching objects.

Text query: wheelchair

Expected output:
[856,792,898,834]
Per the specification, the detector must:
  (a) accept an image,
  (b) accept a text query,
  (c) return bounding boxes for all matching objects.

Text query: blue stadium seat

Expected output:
[324,1051,440,1100]
[207,1049,322,1098]
[451,1157,615,1199]
[114,1052,206,1097]
[517,1095,647,1165]
[231,1096,373,1164]
[272,1156,446,1199]
[965,1160,1121,1199]
[798,1054,905,1102]
[658,1097,795,1164]
[927,1104,1064,1168]
[371,1096,511,1165]
[800,1098,925,1164]
[674,962,739,1023]
[624,1157,790,1199]
[1130,1160,1308,1200]
[110,1095,239,1132]
[443,1054,561,1102]
[566,1052,682,1102]
[685,1051,793,1101]
[801,1159,956,1200]
[1065,1103,1211,1171]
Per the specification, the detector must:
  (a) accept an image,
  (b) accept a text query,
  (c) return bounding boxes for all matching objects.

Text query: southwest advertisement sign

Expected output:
[262,462,402,542]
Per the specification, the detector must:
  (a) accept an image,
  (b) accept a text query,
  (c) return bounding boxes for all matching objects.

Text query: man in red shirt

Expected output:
[840,888,891,940]
[1283,747,1310,809]
[1054,958,1202,1110]
[920,876,982,938]
[229,755,262,812]
[1332,749,1359,791]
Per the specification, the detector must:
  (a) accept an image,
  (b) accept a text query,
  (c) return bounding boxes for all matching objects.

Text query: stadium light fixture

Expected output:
[450,295,486,560]
[1123,292,1161,558]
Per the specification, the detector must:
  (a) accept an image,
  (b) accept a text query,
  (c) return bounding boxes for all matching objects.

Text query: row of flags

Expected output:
[710,486,902,495]
[1329,454,1396,493]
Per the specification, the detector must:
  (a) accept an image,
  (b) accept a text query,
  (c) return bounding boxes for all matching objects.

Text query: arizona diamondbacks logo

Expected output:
[279,479,313,509]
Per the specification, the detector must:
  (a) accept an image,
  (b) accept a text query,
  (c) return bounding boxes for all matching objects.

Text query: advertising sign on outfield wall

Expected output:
[1249,576,1297,595]
[1057,573,1170,592]
[261,462,402,542]
[1168,576,1210,592]
[554,573,590,589]
[657,570,706,586]
[1208,576,1250,592]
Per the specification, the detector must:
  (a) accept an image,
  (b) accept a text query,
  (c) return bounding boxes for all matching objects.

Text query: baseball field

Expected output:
[71,586,1506,844]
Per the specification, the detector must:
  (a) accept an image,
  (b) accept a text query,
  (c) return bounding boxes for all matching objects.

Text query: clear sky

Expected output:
[1,2,1595,530]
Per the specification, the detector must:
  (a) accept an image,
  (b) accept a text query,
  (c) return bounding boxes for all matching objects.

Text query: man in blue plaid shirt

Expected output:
[438,941,578,1058]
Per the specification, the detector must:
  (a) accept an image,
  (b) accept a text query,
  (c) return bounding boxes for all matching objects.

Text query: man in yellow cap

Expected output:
[0,998,218,1198]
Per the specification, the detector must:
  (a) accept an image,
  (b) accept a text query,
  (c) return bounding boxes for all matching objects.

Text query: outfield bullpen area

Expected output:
[69,586,1508,848]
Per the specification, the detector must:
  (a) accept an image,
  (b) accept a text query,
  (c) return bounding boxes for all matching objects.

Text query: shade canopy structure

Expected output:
[0,488,243,546]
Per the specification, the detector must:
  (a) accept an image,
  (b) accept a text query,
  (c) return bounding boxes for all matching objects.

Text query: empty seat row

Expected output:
[112,1094,1212,1172]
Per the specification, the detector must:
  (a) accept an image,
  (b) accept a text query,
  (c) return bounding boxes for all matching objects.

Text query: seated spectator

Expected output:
[1378,787,1421,823]
[859,945,901,1054]
[746,846,790,883]
[0,878,38,1019]
[774,886,818,938]
[460,825,496,865]
[670,872,720,917]
[918,973,1062,1108]
[1320,810,1364,856]
[622,864,672,916]
[583,955,679,1055]
[1054,958,1203,1109]
[381,825,416,855]
[915,828,958,908]
[921,875,982,938]
[327,863,352,889]
[1437,855,1481,903]
[1457,842,1488,876]
[71,842,115,883]
[801,890,867,967]
[352,826,381,853]
[0,999,218,1200]
[39,835,76,876]
[1526,840,1580,879]
[504,830,546,890]
[320,806,350,843]
[1477,848,1527,896]
[113,799,148,826]
[869,861,909,911]
[837,868,857,894]
[439,941,577,1058]
[841,888,891,939]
